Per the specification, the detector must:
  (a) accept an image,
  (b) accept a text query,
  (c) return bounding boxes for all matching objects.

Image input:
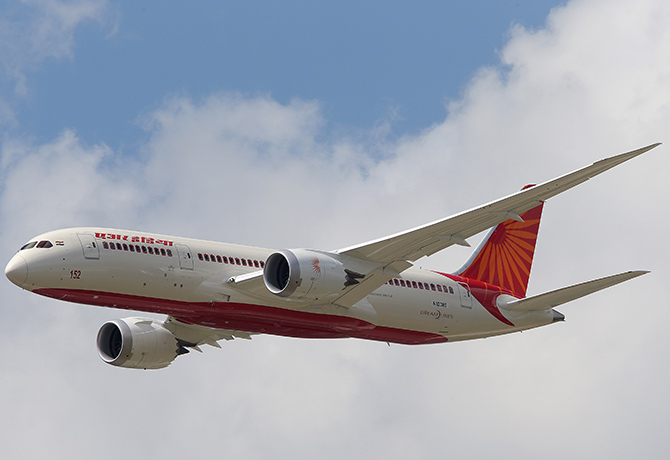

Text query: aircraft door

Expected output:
[77,234,100,260]
[175,243,194,270]
[457,282,472,309]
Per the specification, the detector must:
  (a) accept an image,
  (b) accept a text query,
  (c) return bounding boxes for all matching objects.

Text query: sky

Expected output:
[0,0,669,459]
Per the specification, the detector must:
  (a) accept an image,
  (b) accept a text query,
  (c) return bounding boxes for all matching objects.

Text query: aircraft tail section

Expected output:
[454,200,544,298]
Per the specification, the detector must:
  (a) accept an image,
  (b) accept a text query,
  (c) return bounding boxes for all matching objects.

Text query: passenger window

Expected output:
[399,280,405,287]
[412,281,418,288]
[217,255,222,263]
[241,259,247,266]
[235,258,241,265]
[123,244,128,251]
[167,249,172,257]
[136,245,141,252]
[254,260,259,268]
[109,243,115,250]
[198,253,203,260]
[129,245,135,252]
[20,241,37,250]
[418,282,424,289]
[223,256,228,263]
[437,285,443,292]
[394,279,399,286]
[204,254,210,261]
[430,283,436,291]
[142,246,147,254]
[260,261,265,268]
[116,243,122,250]
[210,254,216,262]
[103,242,109,249]
[448,286,454,294]
[161,248,166,256]
[148,247,154,255]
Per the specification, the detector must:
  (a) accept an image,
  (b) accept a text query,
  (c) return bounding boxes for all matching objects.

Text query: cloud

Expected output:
[1,0,670,459]
[0,129,141,241]
[0,0,109,115]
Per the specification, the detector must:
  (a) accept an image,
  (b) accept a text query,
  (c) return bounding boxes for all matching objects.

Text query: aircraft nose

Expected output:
[5,254,28,287]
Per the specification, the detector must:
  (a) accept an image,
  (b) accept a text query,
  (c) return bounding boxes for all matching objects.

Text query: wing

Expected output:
[327,144,659,307]
[164,316,256,351]
[226,144,658,309]
[338,144,659,263]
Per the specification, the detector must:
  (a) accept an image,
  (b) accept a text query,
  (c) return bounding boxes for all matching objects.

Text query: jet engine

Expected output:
[263,249,364,301]
[96,317,188,369]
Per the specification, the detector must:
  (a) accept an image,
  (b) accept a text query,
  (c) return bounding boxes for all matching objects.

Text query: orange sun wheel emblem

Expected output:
[312,258,321,275]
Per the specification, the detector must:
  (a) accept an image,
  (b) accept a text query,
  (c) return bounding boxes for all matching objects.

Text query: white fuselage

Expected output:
[6,227,556,345]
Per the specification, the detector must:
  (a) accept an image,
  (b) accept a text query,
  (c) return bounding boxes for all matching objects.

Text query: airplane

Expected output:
[4,144,659,369]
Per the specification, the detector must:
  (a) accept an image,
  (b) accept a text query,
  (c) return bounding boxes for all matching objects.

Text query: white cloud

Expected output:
[0,129,141,242]
[0,0,108,101]
[1,0,669,459]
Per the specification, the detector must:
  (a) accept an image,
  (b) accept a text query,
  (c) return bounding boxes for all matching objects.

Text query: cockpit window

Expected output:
[20,241,37,250]
[36,240,53,248]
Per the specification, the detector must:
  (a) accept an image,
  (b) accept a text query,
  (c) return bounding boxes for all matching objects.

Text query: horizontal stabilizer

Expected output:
[497,271,649,312]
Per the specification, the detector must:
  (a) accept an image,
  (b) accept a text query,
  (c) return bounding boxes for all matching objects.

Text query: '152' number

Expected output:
[70,270,81,280]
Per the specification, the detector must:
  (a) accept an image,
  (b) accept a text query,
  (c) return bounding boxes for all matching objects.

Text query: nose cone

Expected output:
[5,254,28,287]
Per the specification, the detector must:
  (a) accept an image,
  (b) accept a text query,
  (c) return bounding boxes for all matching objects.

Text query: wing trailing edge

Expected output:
[164,316,255,350]
[497,270,649,312]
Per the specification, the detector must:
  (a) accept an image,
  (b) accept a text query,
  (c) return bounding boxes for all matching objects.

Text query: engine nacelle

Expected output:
[96,317,185,369]
[264,249,361,301]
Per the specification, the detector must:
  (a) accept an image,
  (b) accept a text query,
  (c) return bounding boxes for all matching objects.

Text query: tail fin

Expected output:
[454,200,544,298]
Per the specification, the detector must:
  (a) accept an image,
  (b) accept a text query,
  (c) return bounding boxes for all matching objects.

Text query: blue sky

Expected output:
[8,1,559,148]
[2,1,669,459]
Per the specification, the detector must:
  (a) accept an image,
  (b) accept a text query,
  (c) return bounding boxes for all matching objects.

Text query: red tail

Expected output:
[455,202,544,298]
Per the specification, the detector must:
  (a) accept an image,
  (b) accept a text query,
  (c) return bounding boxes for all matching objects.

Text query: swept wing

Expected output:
[228,144,659,308]
[329,144,659,306]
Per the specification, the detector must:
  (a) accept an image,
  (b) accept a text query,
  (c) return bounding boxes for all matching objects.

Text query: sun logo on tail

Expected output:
[458,203,543,298]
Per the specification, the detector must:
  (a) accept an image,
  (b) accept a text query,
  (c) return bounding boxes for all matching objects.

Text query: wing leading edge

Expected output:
[327,144,659,307]
[224,144,658,309]
[337,144,659,264]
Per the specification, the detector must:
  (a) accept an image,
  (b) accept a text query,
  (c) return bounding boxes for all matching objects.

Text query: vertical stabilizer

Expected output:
[454,201,544,298]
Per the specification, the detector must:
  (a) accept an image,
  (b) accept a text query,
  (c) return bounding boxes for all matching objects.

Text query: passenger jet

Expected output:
[5,144,659,369]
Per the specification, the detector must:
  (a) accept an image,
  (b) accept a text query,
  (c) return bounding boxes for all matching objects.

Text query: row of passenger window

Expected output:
[386,278,455,294]
[197,252,265,269]
[103,241,173,257]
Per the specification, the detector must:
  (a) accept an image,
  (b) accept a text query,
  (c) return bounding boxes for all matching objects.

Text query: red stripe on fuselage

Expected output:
[435,272,515,327]
[33,288,448,345]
